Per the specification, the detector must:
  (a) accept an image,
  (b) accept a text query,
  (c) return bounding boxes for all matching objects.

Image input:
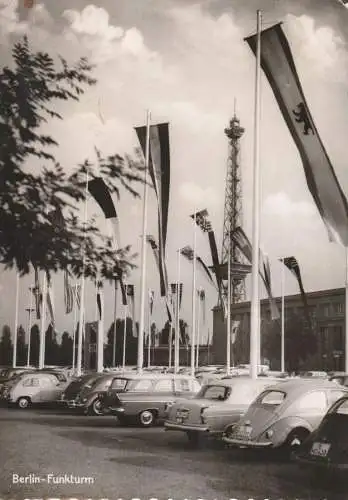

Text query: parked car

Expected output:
[222,379,348,455]
[101,373,201,427]
[164,377,280,444]
[0,367,34,387]
[60,373,104,409]
[328,373,348,386]
[294,394,348,470]
[0,372,68,408]
[66,373,124,415]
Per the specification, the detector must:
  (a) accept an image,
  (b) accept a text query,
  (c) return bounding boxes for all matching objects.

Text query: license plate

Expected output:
[310,442,331,457]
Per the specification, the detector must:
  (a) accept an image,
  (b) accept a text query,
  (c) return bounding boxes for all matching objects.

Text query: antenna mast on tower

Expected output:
[221,105,247,304]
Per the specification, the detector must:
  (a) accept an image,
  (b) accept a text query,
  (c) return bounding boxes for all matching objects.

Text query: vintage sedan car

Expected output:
[60,372,106,412]
[294,394,348,470]
[0,372,68,408]
[222,379,348,454]
[164,377,280,444]
[0,367,34,388]
[101,373,201,426]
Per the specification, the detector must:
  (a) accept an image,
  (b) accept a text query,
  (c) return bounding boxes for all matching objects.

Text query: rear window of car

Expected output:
[257,390,286,406]
[196,385,230,401]
[332,398,348,415]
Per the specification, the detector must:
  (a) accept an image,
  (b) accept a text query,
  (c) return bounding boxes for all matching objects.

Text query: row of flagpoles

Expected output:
[12,6,348,376]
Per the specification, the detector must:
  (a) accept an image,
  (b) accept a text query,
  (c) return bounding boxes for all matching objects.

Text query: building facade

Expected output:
[212,287,346,371]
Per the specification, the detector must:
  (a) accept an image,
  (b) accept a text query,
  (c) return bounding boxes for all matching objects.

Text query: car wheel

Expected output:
[282,428,310,457]
[138,410,156,427]
[88,398,104,416]
[186,431,200,447]
[17,397,31,409]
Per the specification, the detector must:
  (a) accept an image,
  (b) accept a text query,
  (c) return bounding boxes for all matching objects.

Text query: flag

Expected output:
[64,270,74,314]
[33,266,41,320]
[231,227,279,320]
[208,230,226,317]
[179,283,183,310]
[149,290,154,315]
[88,177,120,247]
[96,281,103,321]
[198,289,206,323]
[282,256,311,327]
[135,123,170,295]
[190,209,212,233]
[231,320,240,345]
[146,234,169,298]
[74,284,81,310]
[126,284,135,334]
[46,273,55,327]
[146,235,171,322]
[180,246,194,261]
[246,24,348,247]
[196,256,217,290]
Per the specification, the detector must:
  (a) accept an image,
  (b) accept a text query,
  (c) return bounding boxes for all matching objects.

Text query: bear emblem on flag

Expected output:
[292,102,314,135]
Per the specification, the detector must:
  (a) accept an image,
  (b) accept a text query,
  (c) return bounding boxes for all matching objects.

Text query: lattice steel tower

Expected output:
[221,112,246,304]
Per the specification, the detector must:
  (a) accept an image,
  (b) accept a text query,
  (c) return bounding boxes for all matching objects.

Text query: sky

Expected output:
[1,0,348,345]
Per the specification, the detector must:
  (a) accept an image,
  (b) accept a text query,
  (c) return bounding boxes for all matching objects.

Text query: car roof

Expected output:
[259,378,348,395]
[109,373,196,380]
[204,377,282,387]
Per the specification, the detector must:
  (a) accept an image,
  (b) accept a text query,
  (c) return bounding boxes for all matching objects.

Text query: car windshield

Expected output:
[257,390,286,406]
[195,385,230,401]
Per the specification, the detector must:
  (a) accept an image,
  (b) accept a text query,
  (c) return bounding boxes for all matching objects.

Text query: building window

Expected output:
[320,327,329,347]
[333,326,343,351]
[322,304,330,317]
[333,303,344,315]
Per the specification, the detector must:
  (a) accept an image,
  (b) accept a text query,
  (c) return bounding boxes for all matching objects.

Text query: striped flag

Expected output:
[135,123,170,296]
[64,270,74,314]
[33,266,41,320]
[246,24,348,246]
[282,256,311,327]
[74,284,81,310]
[46,273,55,327]
[88,177,120,248]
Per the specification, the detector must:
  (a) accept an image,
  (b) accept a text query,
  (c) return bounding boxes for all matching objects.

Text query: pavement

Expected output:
[0,406,347,500]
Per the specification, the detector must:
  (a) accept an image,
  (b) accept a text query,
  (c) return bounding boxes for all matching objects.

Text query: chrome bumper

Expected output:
[164,421,209,432]
[66,400,85,408]
[222,436,273,447]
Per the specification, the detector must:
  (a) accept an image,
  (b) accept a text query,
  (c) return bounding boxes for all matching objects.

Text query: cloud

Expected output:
[0,0,28,42]
[262,192,316,217]
[179,182,219,209]
[285,14,348,82]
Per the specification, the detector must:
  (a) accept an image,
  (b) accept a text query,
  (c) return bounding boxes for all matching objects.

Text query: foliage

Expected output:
[0,37,144,279]
[0,325,13,365]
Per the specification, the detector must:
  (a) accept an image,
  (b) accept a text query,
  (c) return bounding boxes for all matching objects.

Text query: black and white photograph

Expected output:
[2,0,348,499]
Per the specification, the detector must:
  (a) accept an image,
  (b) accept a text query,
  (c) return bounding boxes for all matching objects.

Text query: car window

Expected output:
[40,377,54,387]
[294,391,327,411]
[333,398,348,415]
[154,379,173,392]
[129,379,153,392]
[197,385,229,401]
[258,390,286,406]
[111,378,128,390]
[327,390,347,407]
[22,378,33,387]
[174,379,191,392]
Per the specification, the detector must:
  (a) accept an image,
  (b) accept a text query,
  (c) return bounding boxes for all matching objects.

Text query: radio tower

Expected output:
[221,108,247,304]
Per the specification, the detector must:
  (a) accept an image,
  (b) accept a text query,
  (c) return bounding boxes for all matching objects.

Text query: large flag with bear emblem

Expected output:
[246,23,348,246]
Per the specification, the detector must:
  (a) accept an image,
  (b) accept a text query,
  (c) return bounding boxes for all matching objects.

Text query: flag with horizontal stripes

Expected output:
[135,123,170,295]
[46,273,55,328]
[231,227,279,320]
[246,24,348,246]
[64,270,74,314]
[33,266,41,320]
[88,177,120,248]
[282,256,311,328]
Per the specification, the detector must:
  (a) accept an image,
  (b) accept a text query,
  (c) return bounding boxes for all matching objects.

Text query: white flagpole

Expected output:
[76,170,89,377]
[227,229,231,375]
[137,110,151,374]
[196,289,201,369]
[112,280,118,367]
[72,284,77,372]
[281,259,285,372]
[147,290,152,368]
[175,250,181,373]
[250,10,262,380]
[39,271,47,369]
[122,303,127,370]
[345,247,348,372]
[12,272,20,368]
[26,286,34,367]
[191,210,197,377]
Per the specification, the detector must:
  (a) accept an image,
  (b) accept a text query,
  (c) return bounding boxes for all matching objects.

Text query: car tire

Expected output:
[17,397,31,409]
[138,409,156,427]
[88,398,104,416]
[186,431,200,447]
[281,428,310,457]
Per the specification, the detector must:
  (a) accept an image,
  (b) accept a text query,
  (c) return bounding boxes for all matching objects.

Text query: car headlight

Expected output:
[265,429,274,439]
